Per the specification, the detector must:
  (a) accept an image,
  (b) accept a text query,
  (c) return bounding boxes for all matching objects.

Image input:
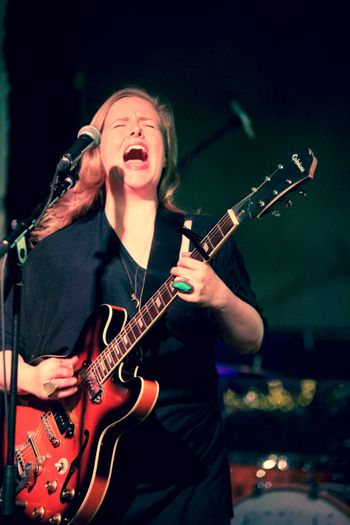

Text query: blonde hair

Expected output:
[31,86,182,244]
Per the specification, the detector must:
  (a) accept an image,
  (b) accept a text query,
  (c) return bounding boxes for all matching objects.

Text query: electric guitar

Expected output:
[2,148,317,524]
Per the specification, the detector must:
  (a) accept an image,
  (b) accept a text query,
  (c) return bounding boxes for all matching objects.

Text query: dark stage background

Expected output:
[2,2,350,517]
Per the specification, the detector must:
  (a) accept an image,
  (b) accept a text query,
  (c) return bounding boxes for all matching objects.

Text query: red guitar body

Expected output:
[6,304,159,524]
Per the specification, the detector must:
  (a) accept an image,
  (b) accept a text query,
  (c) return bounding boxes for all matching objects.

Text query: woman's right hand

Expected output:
[19,355,79,399]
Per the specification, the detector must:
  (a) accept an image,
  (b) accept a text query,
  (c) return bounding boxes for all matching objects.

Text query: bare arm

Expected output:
[0,350,78,399]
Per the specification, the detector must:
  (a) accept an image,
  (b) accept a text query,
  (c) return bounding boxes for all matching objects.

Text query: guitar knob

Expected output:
[32,506,45,519]
[49,513,62,524]
[55,458,69,474]
[299,188,307,197]
[61,487,75,502]
[285,200,293,208]
[45,479,58,494]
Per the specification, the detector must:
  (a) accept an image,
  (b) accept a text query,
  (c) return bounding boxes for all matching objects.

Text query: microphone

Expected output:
[56,125,101,173]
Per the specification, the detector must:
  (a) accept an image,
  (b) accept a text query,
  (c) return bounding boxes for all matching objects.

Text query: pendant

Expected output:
[131,292,140,309]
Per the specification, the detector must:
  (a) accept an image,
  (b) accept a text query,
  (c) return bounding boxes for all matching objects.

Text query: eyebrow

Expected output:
[112,117,157,124]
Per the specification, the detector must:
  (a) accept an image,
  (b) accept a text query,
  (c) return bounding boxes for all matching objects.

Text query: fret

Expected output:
[102,357,111,373]
[216,221,224,236]
[162,282,176,303]
[106,352,114,367]
[120,334,130,351]
[208,228,224,248]
[110,348,118,362]
[112,340,123,360]
[129,318,142,339]
[192,250,205,261]
[140,307,153,326]
[136,315,146,331]
[125,325,136,344]
[202,237,214,254]
[151,296,162,314]
[94,365,103,383]
[97,360,106,376]
[154,293,164,310]
[147,302,159,319]
[218,215,231,234]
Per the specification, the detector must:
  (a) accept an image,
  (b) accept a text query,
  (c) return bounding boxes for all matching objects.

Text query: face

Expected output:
[100,96,166,199]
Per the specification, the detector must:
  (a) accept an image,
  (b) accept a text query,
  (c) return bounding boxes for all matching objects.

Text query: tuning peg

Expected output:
[298,189,307,197]
[272,210,281,218]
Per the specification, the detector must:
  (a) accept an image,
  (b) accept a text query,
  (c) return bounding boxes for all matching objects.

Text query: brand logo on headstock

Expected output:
[292,153,305,173]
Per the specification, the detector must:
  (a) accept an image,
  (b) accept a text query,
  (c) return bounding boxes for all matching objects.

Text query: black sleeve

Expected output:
[214,235,262,313]
[0,255,27,355]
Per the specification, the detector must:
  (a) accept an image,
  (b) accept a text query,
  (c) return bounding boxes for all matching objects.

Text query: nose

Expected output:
[130,124,144,137]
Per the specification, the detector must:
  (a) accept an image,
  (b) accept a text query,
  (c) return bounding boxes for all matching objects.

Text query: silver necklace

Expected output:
[119,251,147,310]
[118,219,155,311]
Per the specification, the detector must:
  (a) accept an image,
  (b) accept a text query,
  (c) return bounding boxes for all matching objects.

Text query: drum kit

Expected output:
[217,361,350,524]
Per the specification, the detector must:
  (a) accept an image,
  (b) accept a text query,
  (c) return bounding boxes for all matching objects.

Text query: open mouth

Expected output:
[123,144,148,163]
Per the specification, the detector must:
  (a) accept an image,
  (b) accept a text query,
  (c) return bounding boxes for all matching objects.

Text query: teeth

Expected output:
[124,144,147,155]
[123,144,148,162]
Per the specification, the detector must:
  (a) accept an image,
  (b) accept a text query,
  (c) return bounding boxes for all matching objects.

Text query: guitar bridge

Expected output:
[87,371,103,403]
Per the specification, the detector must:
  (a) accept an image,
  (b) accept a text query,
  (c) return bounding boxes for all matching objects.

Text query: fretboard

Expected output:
[90,208,240,385]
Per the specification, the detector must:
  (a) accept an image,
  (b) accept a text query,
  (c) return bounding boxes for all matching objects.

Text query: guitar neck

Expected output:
[93,208,241,384]
[80,147,318,387]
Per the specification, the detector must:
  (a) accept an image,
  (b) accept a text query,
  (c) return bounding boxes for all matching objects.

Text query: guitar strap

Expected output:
[180,218,192,255]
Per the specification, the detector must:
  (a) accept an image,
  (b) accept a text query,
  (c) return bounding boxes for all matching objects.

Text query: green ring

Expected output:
[171,281,193,293]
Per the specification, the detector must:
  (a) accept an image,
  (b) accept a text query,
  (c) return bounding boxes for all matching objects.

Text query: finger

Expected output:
[67,355,79,367]
[54,367,75,378]
[55,385,78,399]
[170,266,196,280]
[177,256,205,270]
[53,376,78,390]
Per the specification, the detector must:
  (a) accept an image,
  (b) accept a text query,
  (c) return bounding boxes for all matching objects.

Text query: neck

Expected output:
[105,193,158,237]
[104,190,158,268]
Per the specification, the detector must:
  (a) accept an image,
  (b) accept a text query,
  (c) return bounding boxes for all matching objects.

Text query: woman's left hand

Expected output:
[170,252,228,309]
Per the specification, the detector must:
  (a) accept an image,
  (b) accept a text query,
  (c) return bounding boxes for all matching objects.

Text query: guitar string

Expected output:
[80,276,177,387]
[19,425,44,461]
[81,213,238,386]
[19,408,64,462]
[19,411,64,462]
[80,193,260,386]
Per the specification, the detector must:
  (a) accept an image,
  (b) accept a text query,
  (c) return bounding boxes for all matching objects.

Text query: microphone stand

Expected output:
[0,169,79,520]
[178,99,255,172]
